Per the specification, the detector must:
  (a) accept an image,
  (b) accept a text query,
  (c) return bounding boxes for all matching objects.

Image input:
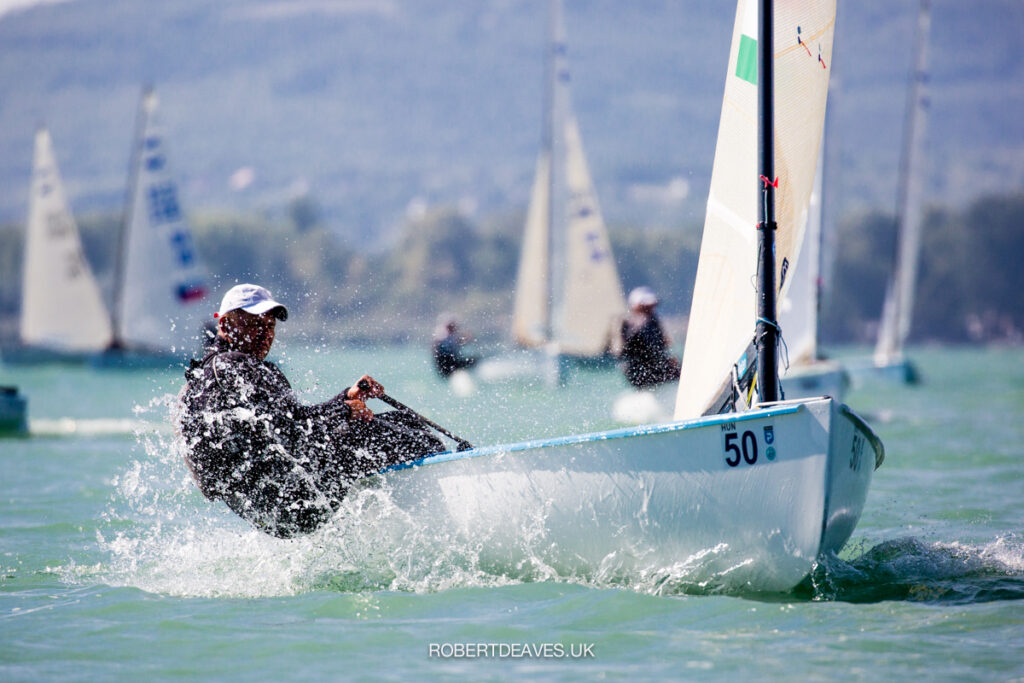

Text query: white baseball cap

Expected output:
[628,286,659,308]
[217,284,288,320]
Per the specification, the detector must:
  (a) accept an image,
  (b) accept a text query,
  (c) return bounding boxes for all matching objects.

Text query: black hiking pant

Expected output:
[217,411,445,538]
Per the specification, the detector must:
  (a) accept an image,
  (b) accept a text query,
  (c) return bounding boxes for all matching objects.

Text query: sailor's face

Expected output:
[223,310,276,359]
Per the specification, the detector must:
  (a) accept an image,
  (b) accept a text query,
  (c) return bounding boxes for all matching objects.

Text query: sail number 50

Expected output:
[723,430,758,467]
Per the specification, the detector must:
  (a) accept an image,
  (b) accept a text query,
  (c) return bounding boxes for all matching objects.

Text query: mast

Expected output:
[542,0,557,342]
[110,84,151,350]
[547,0,569,346]
[533,0,626,357]
[755,0,779,403]
[875,0,930,363]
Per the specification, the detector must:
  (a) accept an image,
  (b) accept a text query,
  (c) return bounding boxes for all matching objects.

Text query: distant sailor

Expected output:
[619,286,681,389]
[431,312,477,378]
[177,284,444,538]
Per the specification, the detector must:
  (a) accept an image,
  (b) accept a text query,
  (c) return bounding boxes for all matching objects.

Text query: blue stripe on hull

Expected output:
[386,402,805,472]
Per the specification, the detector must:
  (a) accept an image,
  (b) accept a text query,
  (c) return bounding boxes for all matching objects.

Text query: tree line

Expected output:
[822,192,1024,345]
[1,191,1022,347]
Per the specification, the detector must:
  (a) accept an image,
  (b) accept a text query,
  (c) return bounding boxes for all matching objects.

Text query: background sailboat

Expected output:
[95,87,208,367]
[2,128,113,365]
[480,0,625,385]
[365,0,882,593]
[869,0,930,384]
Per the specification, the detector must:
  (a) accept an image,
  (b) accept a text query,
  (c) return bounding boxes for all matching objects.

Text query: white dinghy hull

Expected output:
[370,396,882,592]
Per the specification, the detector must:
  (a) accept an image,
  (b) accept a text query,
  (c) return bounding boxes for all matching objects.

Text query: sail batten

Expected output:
[21,129,113,352]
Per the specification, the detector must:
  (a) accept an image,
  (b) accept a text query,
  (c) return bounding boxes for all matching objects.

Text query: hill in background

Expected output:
[0,0,1022,250]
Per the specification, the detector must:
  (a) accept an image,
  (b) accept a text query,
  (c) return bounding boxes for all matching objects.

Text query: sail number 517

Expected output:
[723,430,759,467]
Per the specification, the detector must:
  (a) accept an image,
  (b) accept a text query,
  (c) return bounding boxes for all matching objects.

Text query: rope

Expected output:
[756,318,790,369]
[755,317,790,401]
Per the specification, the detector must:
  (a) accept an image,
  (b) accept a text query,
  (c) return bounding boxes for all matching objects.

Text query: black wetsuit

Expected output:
[178,338,443,538]
[620,314,681,388]
[432,334,477,378]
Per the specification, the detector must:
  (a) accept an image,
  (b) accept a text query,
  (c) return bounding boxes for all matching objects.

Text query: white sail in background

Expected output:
[819,63,842,325]
[779,144,824,367]
[20,128,113,352]
[115,88,206,352]
[874,0,931,366]
[777,138,848,403]
[675,0,836,419]
[556,113,625,356]
[511,0,625,358]
[512,151,551,348]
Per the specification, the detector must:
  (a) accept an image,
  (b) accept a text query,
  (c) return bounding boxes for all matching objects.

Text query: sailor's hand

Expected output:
[345,398,374,422]
[348,375,384,400]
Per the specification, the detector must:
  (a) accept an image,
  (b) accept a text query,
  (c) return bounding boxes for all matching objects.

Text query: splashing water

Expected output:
[78,389,804,599]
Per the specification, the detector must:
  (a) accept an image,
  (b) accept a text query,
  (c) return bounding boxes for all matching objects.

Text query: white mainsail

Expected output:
[874,0,931,366]
[675,0,835,419]
[511,0,625,358]
[20,128,113,352]
[115,88,207,353]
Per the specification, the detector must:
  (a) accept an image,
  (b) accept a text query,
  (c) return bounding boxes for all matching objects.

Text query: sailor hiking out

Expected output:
[178,284,444,538]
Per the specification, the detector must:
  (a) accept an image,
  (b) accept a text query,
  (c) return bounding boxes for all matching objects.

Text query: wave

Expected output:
[90,453,1024,604]
[82,471,1024,603]
[797,535,1024,604]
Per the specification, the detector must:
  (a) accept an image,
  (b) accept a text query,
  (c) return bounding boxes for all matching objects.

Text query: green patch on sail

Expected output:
[736,34,758,85]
